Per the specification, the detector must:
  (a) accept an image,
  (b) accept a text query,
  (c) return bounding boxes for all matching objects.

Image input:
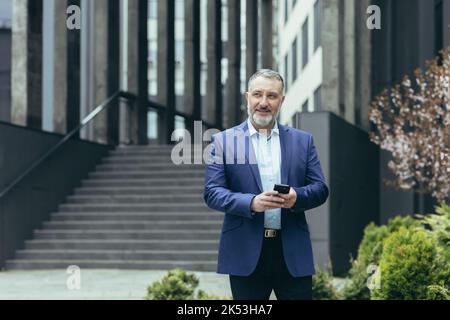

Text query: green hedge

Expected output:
[312,264,340,300]
[342,204,450,300]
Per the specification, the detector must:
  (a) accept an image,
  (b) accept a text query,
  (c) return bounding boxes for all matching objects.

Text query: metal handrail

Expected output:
[0,90,220,200]
[119,91,218,130]
[0,91,120,200]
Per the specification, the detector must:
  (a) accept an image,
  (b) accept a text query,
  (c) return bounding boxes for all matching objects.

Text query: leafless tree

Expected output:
[369,47,450,203]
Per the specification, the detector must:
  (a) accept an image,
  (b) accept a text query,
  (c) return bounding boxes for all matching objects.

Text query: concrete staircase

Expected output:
[6,145,221,271]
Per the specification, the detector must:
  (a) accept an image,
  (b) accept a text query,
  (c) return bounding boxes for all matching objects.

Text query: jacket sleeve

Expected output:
[203,134,255,219]
[292,135,329,212]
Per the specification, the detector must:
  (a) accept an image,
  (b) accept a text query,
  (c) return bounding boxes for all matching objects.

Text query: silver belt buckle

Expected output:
[264,229,277,238]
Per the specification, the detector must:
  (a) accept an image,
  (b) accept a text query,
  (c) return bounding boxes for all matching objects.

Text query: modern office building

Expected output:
[277,0,449,272]
[0,0,448,273]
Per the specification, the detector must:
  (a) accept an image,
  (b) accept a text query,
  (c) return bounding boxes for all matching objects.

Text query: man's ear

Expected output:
[244,92,249,103]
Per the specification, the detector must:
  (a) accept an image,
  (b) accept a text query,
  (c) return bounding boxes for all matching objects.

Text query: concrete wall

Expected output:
[0,29,11,122]
[0,122,112,269]
[297,112,379,275]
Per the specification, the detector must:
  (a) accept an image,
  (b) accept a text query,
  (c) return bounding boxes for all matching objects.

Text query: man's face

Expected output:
[245,77,285,128]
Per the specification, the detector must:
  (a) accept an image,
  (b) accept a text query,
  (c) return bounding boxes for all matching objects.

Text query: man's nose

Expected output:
[260,95,269,105]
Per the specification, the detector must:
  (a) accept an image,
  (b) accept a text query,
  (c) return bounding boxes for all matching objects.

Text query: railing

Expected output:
[0,90,221,200]
[119,91,218,130]
[0,91,120,200]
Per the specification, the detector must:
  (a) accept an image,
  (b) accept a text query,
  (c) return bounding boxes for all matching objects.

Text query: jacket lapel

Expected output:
[279,124,292,185]
[239,121,263,193]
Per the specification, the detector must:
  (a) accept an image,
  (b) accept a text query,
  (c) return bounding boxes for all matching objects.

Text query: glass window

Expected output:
[147,110,158,139]
[284,0,289,24]
[175,0,184,19]
[148,0,157,19]
[302,17,309,68]
[314,0,321,51]
[314,86,321,111]
[302,99,309,112]
[0,0,12,28]
[292,38,297,83]
[284,54,289,92]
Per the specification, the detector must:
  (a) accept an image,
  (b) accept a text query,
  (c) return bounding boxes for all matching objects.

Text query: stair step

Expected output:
[66,194,204,204]
[5,259,216,271]
[109,149,176,156]
[102,156,182,164]
[14,249,217,260]
[51,212,221,221]
[73,186,204,195]
[25,239,219,250]
[34,230,221,240]
[89,171,204,179]
[42,220,222,230]
[82,178,204,187]
[7,143,217,271]
[116,145,174,150]
[95,164,205,171]
[58,203,211,212]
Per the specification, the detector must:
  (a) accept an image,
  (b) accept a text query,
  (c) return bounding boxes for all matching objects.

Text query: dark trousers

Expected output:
[229,230,312,300]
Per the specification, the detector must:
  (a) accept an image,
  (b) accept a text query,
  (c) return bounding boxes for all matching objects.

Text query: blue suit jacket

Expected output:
[204,121,329,277]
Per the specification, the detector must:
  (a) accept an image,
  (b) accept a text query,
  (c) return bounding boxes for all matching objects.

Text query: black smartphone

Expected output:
[273,183,290,194]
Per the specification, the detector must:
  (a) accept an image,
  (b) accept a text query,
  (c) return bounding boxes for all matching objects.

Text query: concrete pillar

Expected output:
[355,0,371,130]
[80,0,95,141]
[184,0,201,134]
[260,0,273,68]
[157,0,175,144]
[321,0,339,114]
[91,0,109,144]
[225,0,241,128]
[207,0,222,129]
[80,0,119,145]
[119,0,138,145]
[343,0,355,124]
[11,0,43,129]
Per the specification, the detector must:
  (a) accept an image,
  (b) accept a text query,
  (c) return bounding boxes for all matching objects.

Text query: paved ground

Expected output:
[0,269,232,300]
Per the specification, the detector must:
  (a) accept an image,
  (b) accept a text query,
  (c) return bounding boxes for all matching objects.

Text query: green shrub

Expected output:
[146,269,199,300]
[341,215,421,300]
[426,285,450,300]
[145,269,230,300]
[312,265,340,300]
[371,228,439,300]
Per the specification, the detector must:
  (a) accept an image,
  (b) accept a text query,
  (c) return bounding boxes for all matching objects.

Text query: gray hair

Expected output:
[247,69,285,94]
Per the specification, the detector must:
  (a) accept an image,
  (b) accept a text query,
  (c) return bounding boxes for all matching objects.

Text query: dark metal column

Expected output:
[137,0,149,145]
[107,0,120,145]
[261,0,273,68]
[207,0,222,129]
[157,0,175,144]
[246,0,258,79]
[226,0,241,128]
[184,0,201,135]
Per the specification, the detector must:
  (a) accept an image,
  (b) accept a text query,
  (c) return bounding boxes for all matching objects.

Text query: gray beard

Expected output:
[247,106,278,127]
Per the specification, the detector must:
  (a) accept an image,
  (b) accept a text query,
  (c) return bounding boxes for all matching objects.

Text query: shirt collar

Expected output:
[247,118,279,138]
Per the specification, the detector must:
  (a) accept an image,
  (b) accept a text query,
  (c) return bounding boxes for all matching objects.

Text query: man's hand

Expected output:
[251,191,285,213]
[277,187,297,209]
